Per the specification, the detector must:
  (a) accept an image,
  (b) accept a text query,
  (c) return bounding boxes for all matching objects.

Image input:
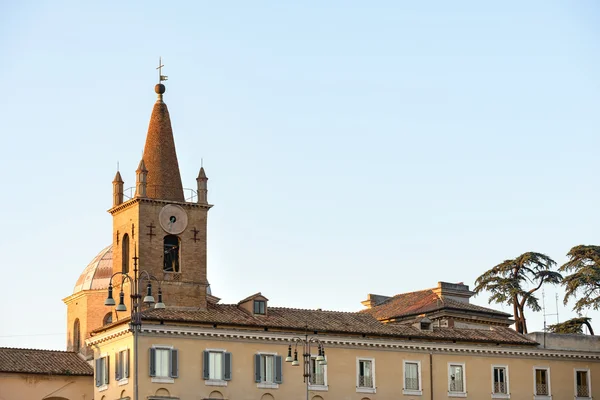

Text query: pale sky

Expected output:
[1,1,599,350]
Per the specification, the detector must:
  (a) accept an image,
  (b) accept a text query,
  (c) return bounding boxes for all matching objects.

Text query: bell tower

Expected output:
[108,69,212,311]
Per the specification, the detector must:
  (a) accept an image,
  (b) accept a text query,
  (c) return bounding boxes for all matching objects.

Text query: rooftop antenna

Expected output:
[201,158,204,168]
[542,290,559,333]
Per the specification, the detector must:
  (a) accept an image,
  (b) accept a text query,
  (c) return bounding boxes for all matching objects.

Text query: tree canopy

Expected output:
[547,317,594,335]
[474,252,562,334]
[559,245,600,314]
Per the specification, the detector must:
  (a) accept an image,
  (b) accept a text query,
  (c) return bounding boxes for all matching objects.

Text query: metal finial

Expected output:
[157,57,168,83]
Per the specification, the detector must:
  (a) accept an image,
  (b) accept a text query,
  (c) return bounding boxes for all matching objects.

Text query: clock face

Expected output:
[159,204,188,235]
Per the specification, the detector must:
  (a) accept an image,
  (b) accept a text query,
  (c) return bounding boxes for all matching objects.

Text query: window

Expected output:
[95,355,109,389]
[103,312,113,326]
[115,349,129,383]
[254,300,266,315]
[73,319,81,351]
[122,233,129,273]
[534,367,550,397]
[575,369,591,398]
[163,235,180,272]
[492,365,509,398]
[254,353,282,388]
[448,363,466,397]
[149,347,178,382]
[309,356,327,388]
[202,350,232,384]
[403,360,422,395]
[357,358,376,394]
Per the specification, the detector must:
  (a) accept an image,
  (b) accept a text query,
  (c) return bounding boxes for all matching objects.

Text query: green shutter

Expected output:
[274,355,282,384]
[115,352,121,381]
[254,354,261,382]
[202,351,210,380]
[104,356,110,385]
[170,349,179,378]
[149,348,156,377]
[224,352,232,381]
[125,349,130,378]
[95,359,101,387]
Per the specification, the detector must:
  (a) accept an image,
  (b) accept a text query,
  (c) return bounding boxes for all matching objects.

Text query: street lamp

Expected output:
[104,248,165,400]
[285,329,327,400]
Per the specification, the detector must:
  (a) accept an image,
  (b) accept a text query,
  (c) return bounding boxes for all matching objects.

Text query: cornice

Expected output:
[108,197,212,215]
[86,325,132,346]
[102,325,600,361]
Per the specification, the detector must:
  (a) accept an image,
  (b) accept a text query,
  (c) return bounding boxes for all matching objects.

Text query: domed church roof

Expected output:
[73,245,113,294]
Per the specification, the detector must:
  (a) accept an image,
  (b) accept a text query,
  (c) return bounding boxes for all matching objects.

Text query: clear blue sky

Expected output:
[1,1,598,349]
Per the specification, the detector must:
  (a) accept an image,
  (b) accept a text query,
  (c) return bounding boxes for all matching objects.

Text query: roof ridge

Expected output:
[0,347,77,353]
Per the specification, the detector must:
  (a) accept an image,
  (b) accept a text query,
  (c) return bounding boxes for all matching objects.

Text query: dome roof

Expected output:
[73,245,113,294]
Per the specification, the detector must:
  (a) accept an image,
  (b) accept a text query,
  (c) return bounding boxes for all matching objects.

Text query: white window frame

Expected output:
[116,347,130,386]
[308,354,328,392]
[533,366,551,400]
[205,348,227,387]
[403,360,422,396]
[574,368,592,400]
[151,345,175,384]
[491,364,509,399]
[257,351,279,389]
[96,352,109,392]
[356,357,376,394]
[448,362,467,398]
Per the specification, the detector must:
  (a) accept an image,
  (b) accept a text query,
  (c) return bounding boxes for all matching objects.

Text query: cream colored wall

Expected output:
[90,332,134,400]
[0,372,92,400]
[89,331,599,400]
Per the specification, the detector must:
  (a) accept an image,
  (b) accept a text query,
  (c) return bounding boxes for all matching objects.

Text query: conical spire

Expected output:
[141,84,185,202]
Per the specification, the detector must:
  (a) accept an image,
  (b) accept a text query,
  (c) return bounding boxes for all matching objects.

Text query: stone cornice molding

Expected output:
[86,325,131,346]
[124,325,600,361]
[108,197,212,215]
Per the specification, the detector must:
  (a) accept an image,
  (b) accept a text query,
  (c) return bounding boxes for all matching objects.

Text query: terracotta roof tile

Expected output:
[0,348,93,375]
[142,92,185,202]
[140,303,535,345]
[361,288,511,320]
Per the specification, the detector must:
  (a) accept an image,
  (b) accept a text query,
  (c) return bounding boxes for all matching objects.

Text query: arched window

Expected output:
[122,233,130,274]
[164,235,180,272]
[73,318,81,351]
[103,312,113,326]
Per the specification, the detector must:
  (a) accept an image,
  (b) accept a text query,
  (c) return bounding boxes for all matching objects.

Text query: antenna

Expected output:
[542,289,559,332]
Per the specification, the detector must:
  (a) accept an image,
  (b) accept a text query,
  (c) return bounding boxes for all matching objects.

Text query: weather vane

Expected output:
[157,57,168,83]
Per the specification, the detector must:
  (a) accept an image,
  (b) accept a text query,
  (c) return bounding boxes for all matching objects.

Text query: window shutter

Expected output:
[115,352,121,381]
[125,349,130,378]
[149,348,156,377]
[170,349,179,378]
[104,356,110,385]
[275,355,283,384]
[224,352,232,381]
[95,359,101,387]
[254,354,261,383]
[202,351,210,380]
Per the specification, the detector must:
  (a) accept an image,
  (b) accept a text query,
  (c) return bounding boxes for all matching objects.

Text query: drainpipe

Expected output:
[429,353,433,400]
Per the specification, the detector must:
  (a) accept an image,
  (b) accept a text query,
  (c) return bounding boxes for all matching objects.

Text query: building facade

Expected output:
[62,79,599,400]
[0,347,93,400]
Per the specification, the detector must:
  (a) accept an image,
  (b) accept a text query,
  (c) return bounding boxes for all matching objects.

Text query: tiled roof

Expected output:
[361,288,511,320]
[142,87,185,202]
[139,303,535,345]
[0,348,93,375]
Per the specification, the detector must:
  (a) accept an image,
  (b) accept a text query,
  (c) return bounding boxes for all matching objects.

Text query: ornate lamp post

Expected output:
[285,329,327,400]
[104,249,165,400]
